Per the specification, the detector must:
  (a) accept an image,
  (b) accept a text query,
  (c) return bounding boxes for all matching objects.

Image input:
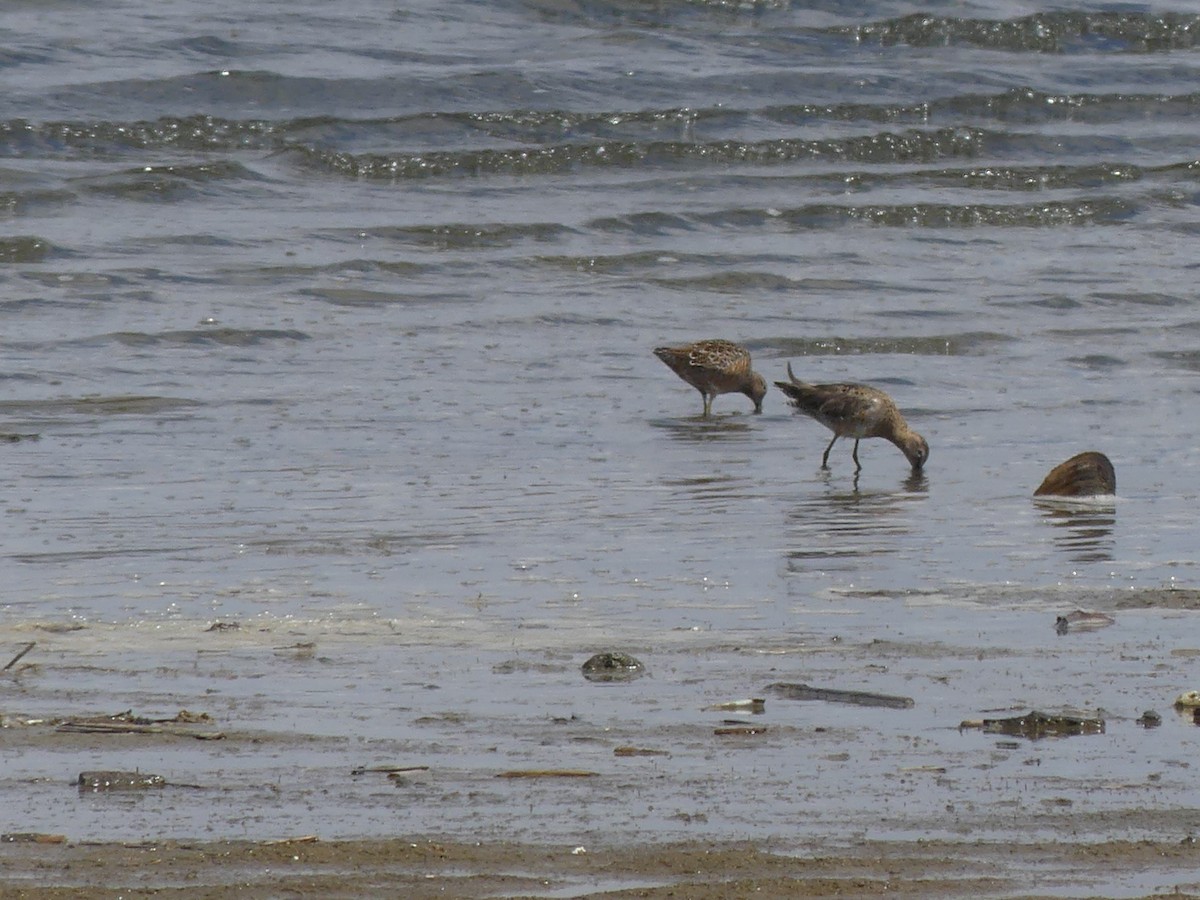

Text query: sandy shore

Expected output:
[4,832,1200,898]
[6,588,1200,897]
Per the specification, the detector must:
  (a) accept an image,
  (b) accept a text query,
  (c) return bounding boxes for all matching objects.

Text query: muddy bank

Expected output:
[4,834,1200,899]
[5,587,1200,896]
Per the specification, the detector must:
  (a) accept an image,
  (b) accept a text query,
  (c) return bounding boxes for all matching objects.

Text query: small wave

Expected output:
[650,271,801,293]
[0,115,280,156]
[360,222,576,249]
[1066,354,1128,370]
[0,396,203,417]
[587,211,695,235]
[283,127,993,180]
[772,333,1014,357]
[530,251,694,274]
[230,259,427,288]
[929,87,1200,126]
[835,11,1200,54]
[756,89,1193,127]
[770,199,1133,229]
[0,187,75,217]
[589,198,1131,234]
[279,128,1189,187]
[168,35,246,58]
[1151,349,1200,372]
[1087,291,1187,307]
[0,235,57,263]
[104,328,311,348]
[5,93,1197,169]
[299,287,455,308]
[71,161,266,202]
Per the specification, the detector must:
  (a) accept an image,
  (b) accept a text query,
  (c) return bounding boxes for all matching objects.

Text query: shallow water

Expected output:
[6,590,1200,861]
[3,0,1200,891]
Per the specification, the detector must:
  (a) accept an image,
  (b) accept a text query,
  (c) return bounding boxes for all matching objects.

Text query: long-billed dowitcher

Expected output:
[654,339,767,417]
[775,362,928,472]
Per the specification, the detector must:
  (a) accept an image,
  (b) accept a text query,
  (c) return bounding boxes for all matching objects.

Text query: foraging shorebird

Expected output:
[775,363,928,472]
[653,339,767,417]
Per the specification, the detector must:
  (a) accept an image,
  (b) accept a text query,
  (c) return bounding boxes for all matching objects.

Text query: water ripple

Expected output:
[838,11,1200,53]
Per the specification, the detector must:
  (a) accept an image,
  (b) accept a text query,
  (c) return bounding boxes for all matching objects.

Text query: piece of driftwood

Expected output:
[350,765,430,776]
[960,710,1105,739]
[1,832,66,844]
[1054,609,1116,635]
[704,698,765,713]
[57,717,224,741]
[495,770,598,778]
[274,642,316,658]
[56,709,212,726]
[613,746,670,757]
[3,642,35,672]
[714,725,768,736]
[766,682,914,709]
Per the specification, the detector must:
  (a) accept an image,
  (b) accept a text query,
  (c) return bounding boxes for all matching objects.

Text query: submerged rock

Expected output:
[1034,451,1116,497]
[1054,609,1116,635]
[581,651,645,683]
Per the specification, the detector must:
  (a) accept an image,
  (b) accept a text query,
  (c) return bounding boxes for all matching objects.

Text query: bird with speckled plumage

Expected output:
[775,362,928,472]
[654,339,767,417]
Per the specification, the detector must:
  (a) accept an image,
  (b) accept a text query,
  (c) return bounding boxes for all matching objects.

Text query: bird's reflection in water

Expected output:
[661,472,755,506]
[813,465,928,500]
[784,471,928,570]
[650,415,754,445]
[1036,499,1116,564]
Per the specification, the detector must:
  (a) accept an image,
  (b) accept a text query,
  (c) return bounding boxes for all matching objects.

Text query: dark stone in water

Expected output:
[1034,451,1116,497]
[76,771,166,792]
[580,651,645,683]
[980,710,1104,739]
[1054,609,1116,635]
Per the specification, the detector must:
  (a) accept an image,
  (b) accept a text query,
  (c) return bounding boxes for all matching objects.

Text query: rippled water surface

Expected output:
[3,0,1200,869]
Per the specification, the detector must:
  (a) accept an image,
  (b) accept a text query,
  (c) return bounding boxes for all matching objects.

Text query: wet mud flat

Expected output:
[5,586,1200,897]
[5,834,1200,899]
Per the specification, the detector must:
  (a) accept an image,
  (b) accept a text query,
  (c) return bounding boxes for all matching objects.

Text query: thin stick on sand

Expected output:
[3,642,35,672]
[56,721,226,741]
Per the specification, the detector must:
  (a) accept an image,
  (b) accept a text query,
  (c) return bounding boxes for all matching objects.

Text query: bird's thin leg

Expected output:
[702,393,712,417]
[852,439,862,471]
[821,435,837,469]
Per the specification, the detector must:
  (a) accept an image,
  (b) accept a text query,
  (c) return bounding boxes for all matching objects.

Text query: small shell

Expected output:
[1174,690,1200,709]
